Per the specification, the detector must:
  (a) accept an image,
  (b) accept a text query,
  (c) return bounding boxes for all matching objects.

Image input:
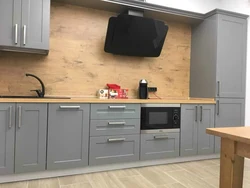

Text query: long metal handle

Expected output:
[217,81,220,96]
[200,106,203,122]
[107,138,126,142]
[217,100,220,115]
[23,25,26,45]
[14,24,18,44]
[9,106,12,129]
[108,121,126,125]
[154,135,168,140]
[18,106,22,129]
[109,106,126,109]
[59,106,80,109]
[195,106,198,122]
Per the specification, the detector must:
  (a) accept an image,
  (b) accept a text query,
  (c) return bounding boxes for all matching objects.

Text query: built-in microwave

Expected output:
[141,104,181,133]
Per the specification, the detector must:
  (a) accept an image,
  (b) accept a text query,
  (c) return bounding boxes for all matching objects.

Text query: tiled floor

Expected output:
[1,159,250,188]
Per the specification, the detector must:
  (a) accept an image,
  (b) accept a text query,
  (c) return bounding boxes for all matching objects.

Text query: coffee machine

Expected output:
[139,79,148,99]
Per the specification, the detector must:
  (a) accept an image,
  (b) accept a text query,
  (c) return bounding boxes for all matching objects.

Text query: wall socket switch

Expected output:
[148,87,157,92]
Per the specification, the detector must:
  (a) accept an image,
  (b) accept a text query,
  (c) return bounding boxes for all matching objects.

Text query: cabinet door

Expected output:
[215,98,245,153]
[21,0,50,50]
[216,15,247,98]
[140,133,179,160]
[198,105,215,155]
[0,104,15,175]
[47,104,90,170]
[180,104,198,156]
[15,103,47,173]
[0,0,21,47]
[89,135,140,166]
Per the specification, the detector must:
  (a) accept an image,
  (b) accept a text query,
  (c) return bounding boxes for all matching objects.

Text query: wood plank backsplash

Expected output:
[0,2,191,98]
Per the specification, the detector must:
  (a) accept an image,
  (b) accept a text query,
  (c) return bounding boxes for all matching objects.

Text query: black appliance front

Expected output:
[141,106,180,130]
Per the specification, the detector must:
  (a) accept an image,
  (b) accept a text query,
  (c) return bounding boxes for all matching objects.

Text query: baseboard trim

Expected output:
[0,154,220,183]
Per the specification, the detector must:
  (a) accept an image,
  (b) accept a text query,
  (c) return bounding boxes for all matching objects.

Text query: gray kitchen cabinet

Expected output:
[15,103,47,173]
[90,119,140,136]
[190,11,248,98]
[0,0,50,54]
[0,0,21,47]
[47,104,90,170]
[91,104,140,120]
[140,133,180,160]
[0,103,15,175]
[21,0,50,50]
[214,98,245,153]
[197,105,215,155]
[89,135,140,165]
[181,104,215,156]
[181,104,198,156]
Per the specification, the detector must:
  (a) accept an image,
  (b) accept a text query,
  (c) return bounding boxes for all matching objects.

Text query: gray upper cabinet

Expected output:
[190,12,248,98]
[47,104,90,170]
[216,15,247,98]
[214,98,245,153]
[197,105,215,155]
[15,103,47,173]
[180,104,198,156]
[21,0,50,50]
[0,0,50,54]
[0,103,15,175]
[181,104,215,156]
[0,0,21,47]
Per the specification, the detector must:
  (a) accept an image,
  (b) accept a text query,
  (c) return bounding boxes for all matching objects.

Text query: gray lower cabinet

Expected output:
[15,103,47,173]
[197,105,215,155]
[140,133,179,160]
[89,135,140,165]
[214,98,245,153]
[91,104,140,120]
[181,104,215,156]
[180,105,198,156]
[47,104,90,170]
[0,103,15,175]
[90,119,140,136]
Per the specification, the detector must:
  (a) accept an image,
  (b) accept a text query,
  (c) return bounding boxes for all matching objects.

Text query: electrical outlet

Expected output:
[148,87,157,92]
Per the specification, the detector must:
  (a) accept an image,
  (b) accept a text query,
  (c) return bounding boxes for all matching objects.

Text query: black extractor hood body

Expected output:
[104,13,169,57]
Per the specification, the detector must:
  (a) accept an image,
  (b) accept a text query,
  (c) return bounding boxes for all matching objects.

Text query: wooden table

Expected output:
[206,127,250,188]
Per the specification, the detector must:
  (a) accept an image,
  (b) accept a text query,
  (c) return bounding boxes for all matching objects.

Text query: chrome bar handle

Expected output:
[217,100,220,115]
[109,106,126,109]
[59,106,80,109]
[14,24,18,44]
[108,121,126,125]
[23,25,26,45]
[154,135,168,140]
[195,106,198,122]
[9,106,12,129]
[18,106,22,129]
[200,106,202,122]
[217,81,220,96]
[107,138,126,142]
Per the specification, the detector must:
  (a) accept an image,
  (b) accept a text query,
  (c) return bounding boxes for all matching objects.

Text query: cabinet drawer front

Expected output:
[140,133,180,161]
[89,135,140,165]
[90,119,140,136]
[91,104,140,119]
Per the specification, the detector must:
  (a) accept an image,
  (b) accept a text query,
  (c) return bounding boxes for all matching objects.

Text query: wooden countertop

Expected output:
[207,127,250,145]
[0,97,215,104]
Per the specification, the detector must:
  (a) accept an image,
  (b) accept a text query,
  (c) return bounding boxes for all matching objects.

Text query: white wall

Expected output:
[148,0,250,125]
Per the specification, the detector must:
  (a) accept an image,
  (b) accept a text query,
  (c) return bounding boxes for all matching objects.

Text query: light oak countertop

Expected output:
[0,97,216,104]
[206,127,250,145]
